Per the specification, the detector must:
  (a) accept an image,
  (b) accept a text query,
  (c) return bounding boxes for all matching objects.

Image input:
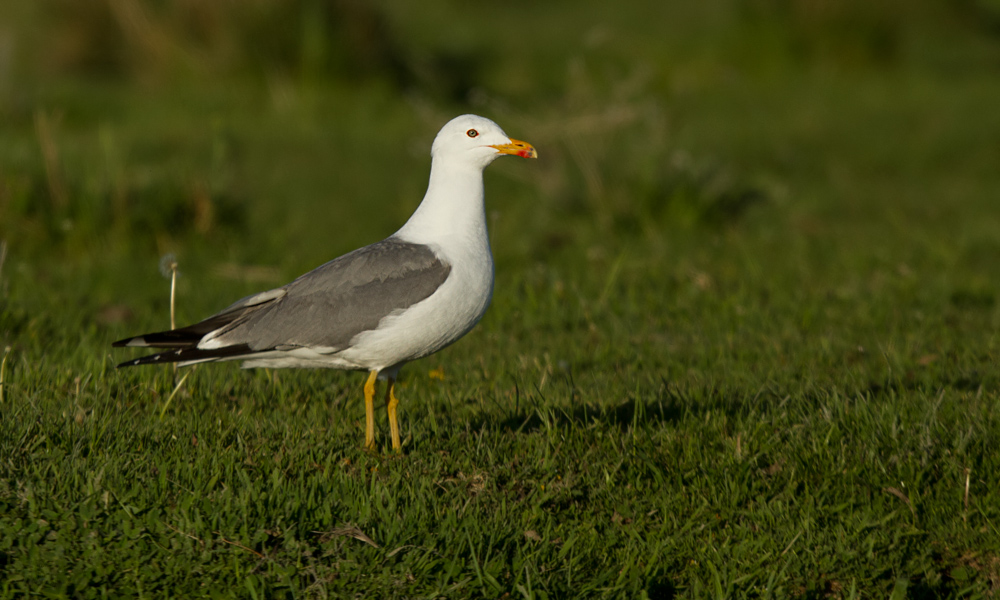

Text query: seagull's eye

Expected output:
[466,129,479,138]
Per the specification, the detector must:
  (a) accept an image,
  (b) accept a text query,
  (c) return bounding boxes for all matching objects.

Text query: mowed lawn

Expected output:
[2,2,1000,597]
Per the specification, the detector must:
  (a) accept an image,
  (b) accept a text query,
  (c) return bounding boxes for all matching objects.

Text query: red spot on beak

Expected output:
[491,138,538,159]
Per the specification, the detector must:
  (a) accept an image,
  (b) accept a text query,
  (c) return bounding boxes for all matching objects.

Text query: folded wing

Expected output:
[114,238,451,367]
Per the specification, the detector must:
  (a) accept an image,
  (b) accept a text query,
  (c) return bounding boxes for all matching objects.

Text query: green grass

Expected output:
[2,1,1000,597]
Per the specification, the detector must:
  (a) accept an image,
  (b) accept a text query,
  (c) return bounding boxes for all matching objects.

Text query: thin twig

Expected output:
[159,371,190,420]
[214,532,266,559]
[883,486,916,517]
[313,525,380,548]
[0,346,10,404]
[781,529,803,556]
[169,258,178,375]
[165,523,205,548]
[963,467,971,521]
[169,262,177,330]
[0,240,7,282]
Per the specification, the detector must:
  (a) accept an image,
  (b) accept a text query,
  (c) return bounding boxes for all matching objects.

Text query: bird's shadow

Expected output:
[464,378,714,435]
[470,395,684,435]
[464,366,991,438]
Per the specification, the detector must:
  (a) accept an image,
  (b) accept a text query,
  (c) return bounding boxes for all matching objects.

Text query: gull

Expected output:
[114,114,537,451]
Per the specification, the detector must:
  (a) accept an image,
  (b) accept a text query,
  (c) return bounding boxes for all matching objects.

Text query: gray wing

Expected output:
[209,237,451,351]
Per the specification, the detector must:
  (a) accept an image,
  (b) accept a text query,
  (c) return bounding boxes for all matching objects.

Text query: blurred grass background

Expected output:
[2,0,1000,597]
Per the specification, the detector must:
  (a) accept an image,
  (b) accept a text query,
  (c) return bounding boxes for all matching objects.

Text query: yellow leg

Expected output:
[385,377,401,452]
[364,370,378,450]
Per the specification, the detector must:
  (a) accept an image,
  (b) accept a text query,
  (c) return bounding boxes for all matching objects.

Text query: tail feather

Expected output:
[116,344,256,368]
[113,313,239,348]
[113,286,283,364]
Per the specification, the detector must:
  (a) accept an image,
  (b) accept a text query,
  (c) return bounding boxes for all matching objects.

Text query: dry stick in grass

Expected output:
[159,371,191,421]
[169,262,177,331]
[963,467,971,524]
[0,346,10,404]
[0,240,7,283]
[160,254,180,377]
[214,532,266,559]
[0,244,7,404]
[158,254,187,412]
[883,486,916,518]
[168,257,178,376]
[165,523,206,549]
[314,525,380,548]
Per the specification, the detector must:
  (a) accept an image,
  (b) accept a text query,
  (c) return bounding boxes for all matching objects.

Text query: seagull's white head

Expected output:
[431,114,537,169]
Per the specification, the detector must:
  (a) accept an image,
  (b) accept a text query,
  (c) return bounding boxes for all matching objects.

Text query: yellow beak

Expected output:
[491,138,538,159]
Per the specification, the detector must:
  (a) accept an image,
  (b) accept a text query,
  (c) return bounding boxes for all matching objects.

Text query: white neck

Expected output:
[394,156,490,251]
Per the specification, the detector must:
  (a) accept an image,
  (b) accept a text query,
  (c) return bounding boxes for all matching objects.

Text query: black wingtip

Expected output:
[115,355,158,368]
[115,343,257,368]
[116,350,183,368]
